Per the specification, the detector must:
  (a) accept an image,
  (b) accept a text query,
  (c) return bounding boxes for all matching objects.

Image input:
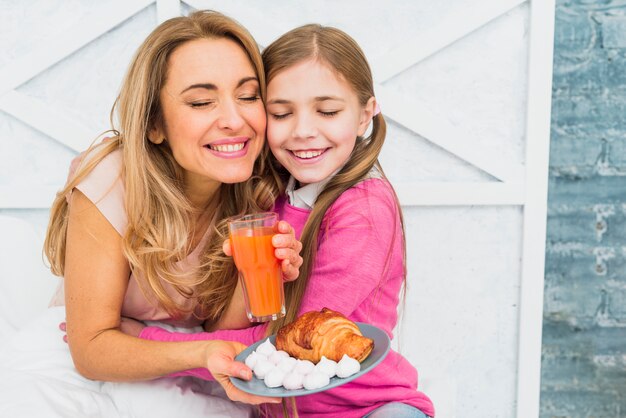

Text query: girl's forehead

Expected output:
[267,59,351,96]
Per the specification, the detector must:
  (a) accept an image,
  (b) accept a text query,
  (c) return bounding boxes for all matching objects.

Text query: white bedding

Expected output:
[0,216,256,418]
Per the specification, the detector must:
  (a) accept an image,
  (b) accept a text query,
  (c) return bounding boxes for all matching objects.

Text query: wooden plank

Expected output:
[0,0,154,96]
[516,1,555,417]
[371,0,526,82]
[376,84,524,183]
[395,182,525,206]
[157,0,181,23]
[0,185,59,209]
[0,91,93,152]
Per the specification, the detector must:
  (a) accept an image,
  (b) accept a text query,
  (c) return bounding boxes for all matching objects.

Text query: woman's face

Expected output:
[265,59,370,186]
[156,38,266,192]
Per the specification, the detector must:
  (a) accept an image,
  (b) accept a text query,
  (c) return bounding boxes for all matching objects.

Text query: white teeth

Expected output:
[210,143,244,152]
[293,150,323,159]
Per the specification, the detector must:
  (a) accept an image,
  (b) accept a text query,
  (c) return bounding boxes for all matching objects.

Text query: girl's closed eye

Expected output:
[270,112,291,120]
[319,109,340,117]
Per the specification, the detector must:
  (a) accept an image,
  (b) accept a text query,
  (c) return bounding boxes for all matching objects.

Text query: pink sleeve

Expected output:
[297,180,404,333]
[139,324,268,380]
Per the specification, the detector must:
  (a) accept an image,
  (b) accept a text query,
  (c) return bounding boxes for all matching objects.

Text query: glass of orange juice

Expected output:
[228,212,286,322]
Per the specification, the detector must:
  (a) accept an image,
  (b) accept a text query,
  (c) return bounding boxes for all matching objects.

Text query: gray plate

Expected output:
[229,322,390,397]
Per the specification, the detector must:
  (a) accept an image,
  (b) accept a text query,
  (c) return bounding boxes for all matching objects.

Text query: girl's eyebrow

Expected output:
[180,76,258,94]
[267,96,345,105]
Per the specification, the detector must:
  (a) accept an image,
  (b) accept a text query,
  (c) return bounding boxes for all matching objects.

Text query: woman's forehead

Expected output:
[166,38,258,91]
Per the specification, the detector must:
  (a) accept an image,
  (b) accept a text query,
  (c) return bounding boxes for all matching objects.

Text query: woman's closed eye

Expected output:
[189,100,215,108]
[239,95,261,103]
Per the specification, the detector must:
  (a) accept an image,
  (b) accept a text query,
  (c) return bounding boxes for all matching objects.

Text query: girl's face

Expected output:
[155,38,266,193]
[266,59,372,186]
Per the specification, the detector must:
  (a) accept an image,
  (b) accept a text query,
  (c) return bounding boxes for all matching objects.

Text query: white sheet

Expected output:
[0,306,256,418]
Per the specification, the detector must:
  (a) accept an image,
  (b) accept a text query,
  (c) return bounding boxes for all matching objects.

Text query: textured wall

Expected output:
[542,1,626,417]
[0,2,540,417]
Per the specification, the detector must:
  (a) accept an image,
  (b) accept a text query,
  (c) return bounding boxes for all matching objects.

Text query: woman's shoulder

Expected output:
[74,147,127,235]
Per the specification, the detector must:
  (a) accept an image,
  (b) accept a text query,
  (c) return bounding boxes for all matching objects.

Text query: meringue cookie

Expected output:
[269,350,290,365]
[314,356,338,378]
[303,370,330,390]
[336,354,361,378]
[253,358,275,379]
[282,371,304,390]
[294,359,315,375]
[256,339,277,356]
[244,351,261,369]
[277,356,297,373]
[264,368,287,388]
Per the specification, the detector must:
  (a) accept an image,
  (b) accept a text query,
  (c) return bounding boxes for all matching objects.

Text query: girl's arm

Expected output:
[296,181,404,329]
[138,322,269,380]
[63,190,267,399]
[137,182,402,379]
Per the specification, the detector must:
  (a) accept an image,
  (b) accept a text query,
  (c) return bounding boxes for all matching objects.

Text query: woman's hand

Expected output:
[205,340,280,405]
[223,220,303,281]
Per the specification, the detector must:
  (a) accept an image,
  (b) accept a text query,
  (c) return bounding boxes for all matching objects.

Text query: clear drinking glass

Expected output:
[228,212,286,322]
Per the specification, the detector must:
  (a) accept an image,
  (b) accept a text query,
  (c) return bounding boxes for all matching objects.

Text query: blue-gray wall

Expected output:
[542,1,626,417]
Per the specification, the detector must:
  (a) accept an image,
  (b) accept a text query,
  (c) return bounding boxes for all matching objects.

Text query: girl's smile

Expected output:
[266,59,371,186]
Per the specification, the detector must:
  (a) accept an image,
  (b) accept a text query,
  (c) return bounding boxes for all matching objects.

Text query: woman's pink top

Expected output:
[140,178,435,417]
[49,149,207,327]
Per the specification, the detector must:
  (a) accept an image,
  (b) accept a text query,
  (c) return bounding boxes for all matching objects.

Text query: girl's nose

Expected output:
[216,100,245,132]
[292,114,317,140]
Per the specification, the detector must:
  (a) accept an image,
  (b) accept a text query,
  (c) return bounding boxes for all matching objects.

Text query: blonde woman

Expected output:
[0,11,302,417]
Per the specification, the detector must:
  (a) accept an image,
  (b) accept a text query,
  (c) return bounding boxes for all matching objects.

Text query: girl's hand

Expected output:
[119,317,146,337]
[205,340,280,405]
[223,220,303,282]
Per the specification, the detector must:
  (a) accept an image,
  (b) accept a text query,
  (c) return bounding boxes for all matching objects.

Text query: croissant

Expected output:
[276,308,374,363]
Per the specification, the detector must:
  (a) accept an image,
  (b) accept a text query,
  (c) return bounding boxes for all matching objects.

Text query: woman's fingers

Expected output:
[208,341,281,405]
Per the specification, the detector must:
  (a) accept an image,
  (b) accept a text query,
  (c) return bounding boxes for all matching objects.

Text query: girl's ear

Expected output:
[357,96,377,137]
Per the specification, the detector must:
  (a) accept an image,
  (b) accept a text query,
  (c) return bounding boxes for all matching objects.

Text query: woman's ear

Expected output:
[357,96,377,137]
[147,125,166,145]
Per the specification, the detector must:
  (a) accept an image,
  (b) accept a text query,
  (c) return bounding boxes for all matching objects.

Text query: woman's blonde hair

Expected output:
[44,10,280,324]
[264,25,406,336]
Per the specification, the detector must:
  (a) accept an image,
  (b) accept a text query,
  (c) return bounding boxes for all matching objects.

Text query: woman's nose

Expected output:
[216,100,245,132]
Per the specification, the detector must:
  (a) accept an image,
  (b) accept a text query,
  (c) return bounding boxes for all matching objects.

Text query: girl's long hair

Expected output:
[44,10,280,325]
[263,25,406,336]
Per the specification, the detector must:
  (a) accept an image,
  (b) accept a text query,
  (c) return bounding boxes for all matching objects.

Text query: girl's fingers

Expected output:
[59,322,66,331]
[223,239,232,256]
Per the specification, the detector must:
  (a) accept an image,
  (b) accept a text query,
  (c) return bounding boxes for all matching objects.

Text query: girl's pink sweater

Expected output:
[139,179,434,417]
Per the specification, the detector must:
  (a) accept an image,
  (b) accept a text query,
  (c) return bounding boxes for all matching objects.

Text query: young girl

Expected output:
[137,24,435,418]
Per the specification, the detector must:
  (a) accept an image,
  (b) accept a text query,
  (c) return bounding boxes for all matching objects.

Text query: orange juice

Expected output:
[230,225,285,320]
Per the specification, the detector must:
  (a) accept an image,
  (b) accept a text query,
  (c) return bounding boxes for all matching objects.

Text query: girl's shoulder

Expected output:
[328,177,400,221]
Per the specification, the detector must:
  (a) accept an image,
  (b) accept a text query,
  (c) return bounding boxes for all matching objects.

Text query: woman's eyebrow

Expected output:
[180,83,217,94]
[180,77,258,94]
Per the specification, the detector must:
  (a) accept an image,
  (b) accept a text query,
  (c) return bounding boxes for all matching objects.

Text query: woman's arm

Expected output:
[63,190,262,392]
